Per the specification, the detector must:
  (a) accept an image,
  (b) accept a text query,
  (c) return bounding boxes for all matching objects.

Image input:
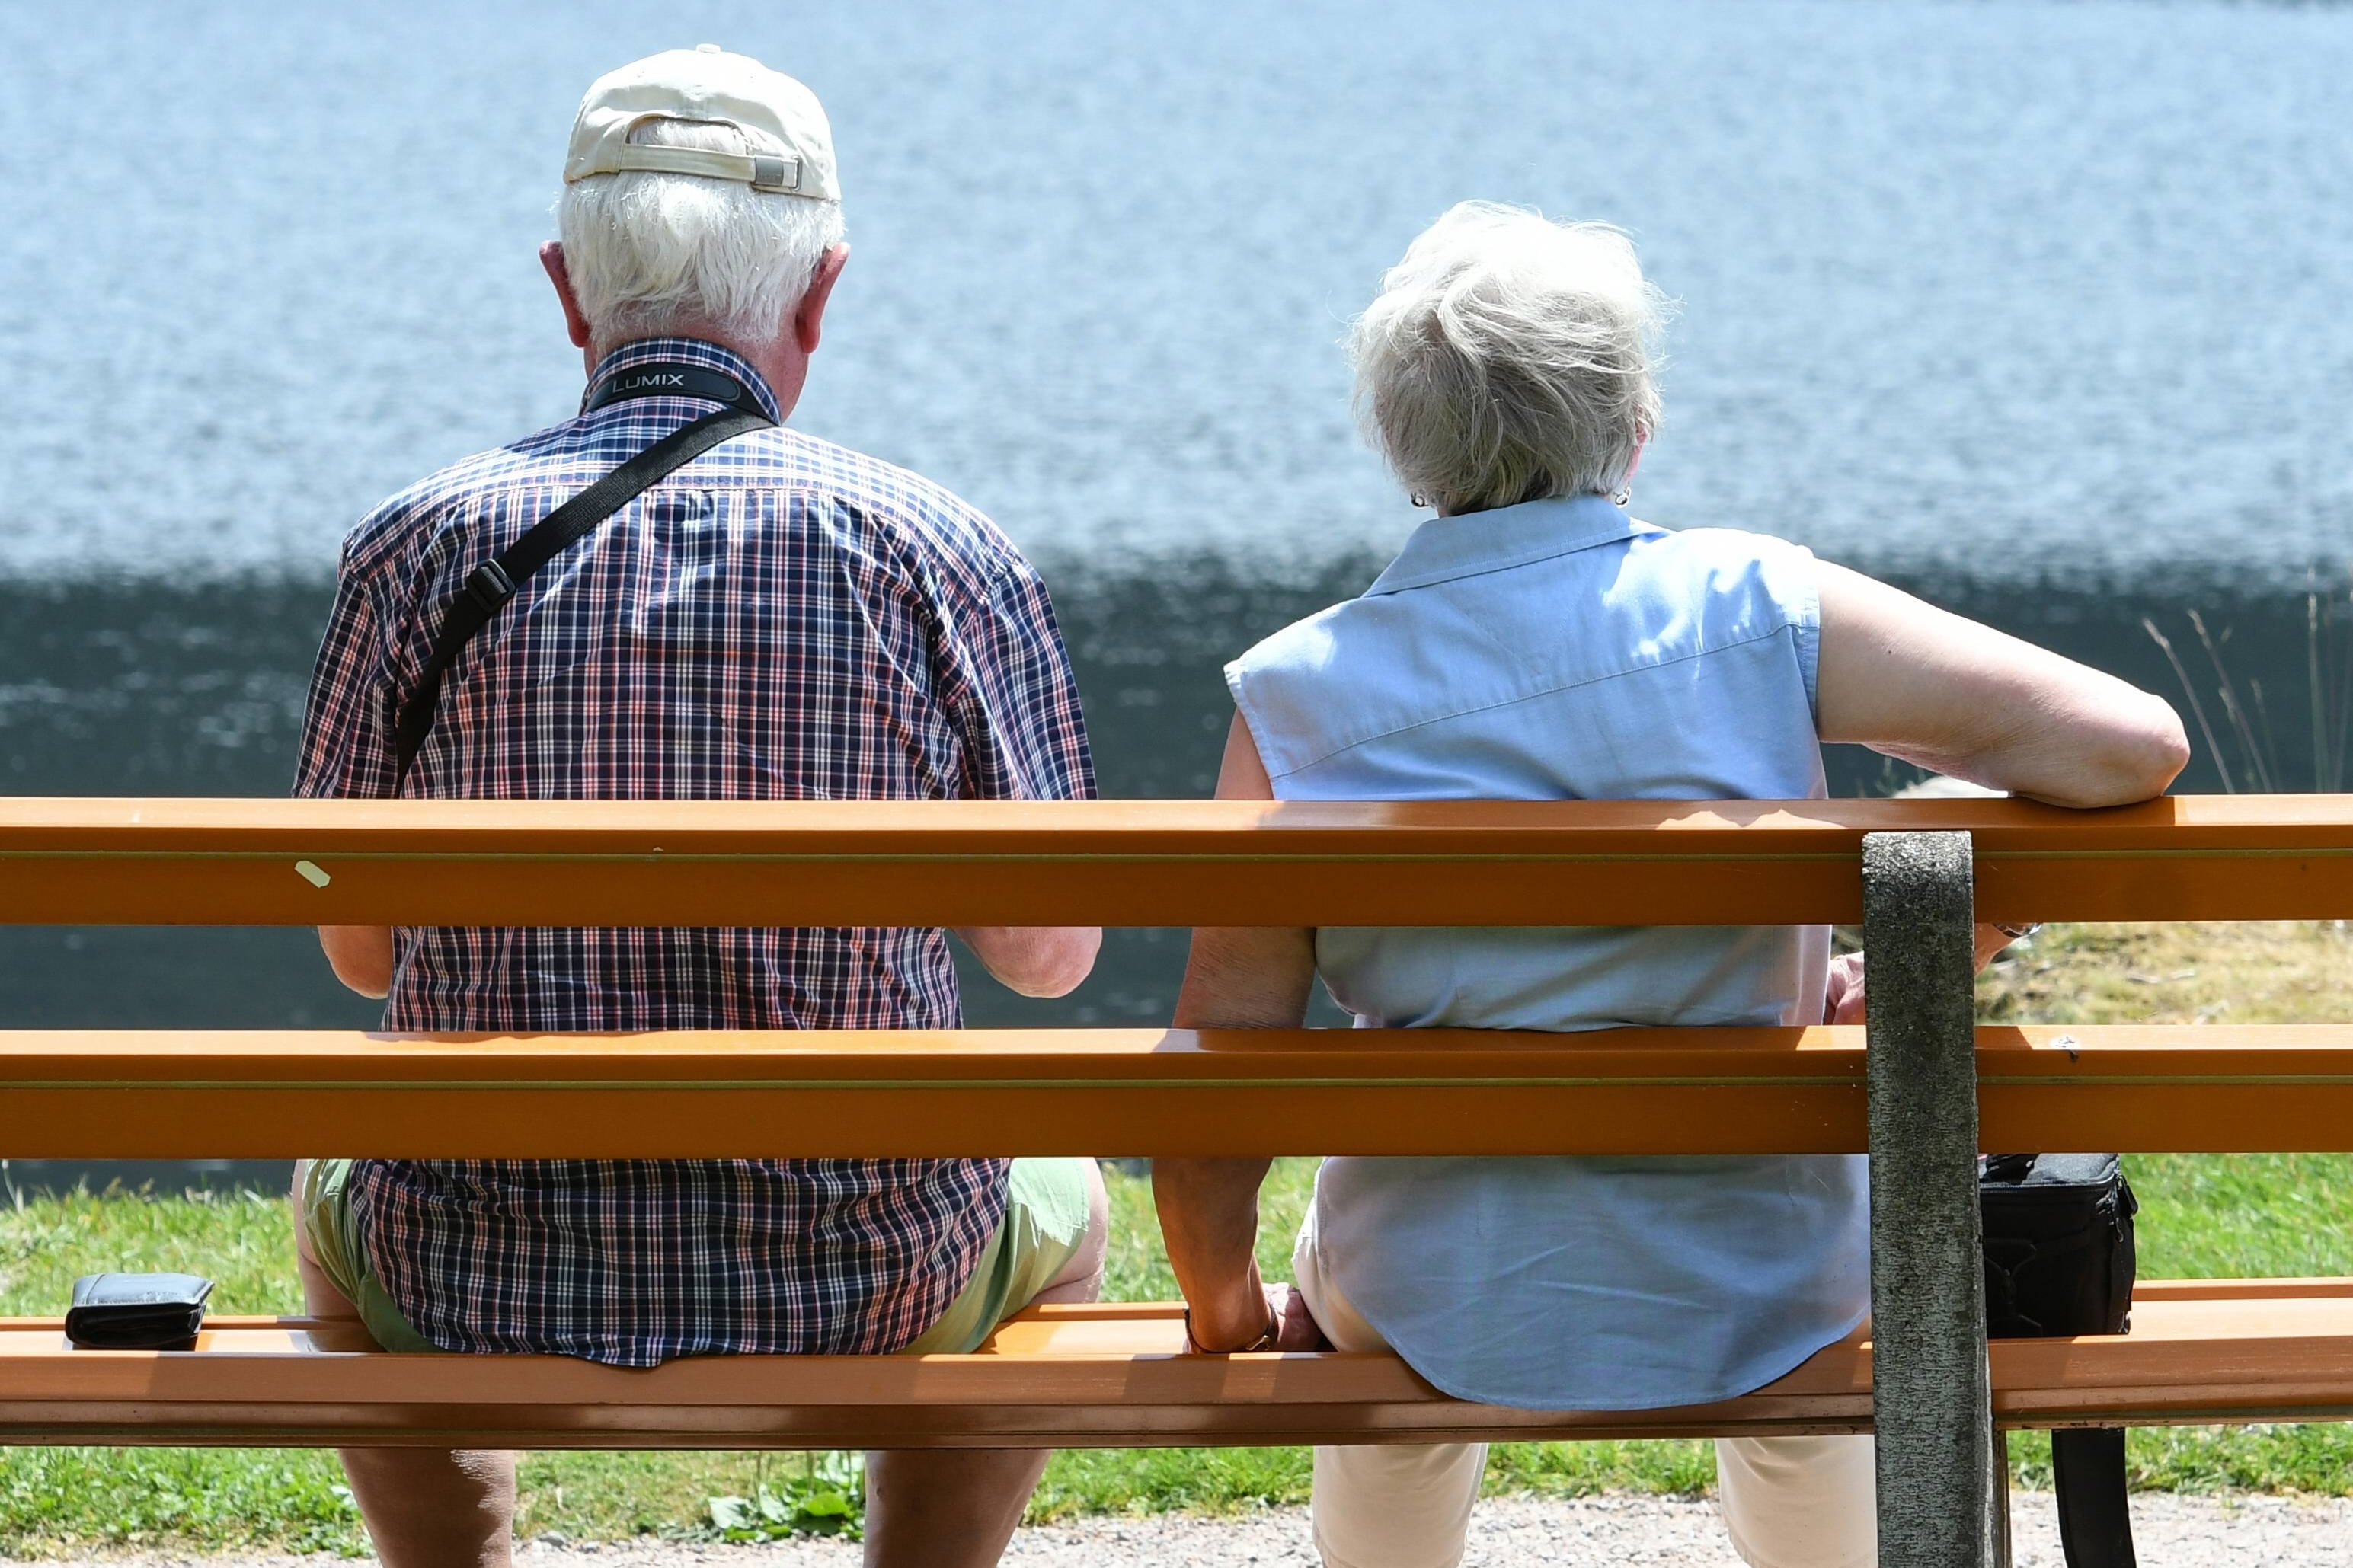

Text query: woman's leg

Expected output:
[291,1161,517,1568]
[1715,1433,1878,1568]
[862,1158,1108,1568]
[1293,1209,1486,1568]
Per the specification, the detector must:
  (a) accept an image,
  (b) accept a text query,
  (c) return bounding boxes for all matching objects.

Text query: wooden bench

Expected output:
[10,1279,2353,1451]
[3,795,2351,1558]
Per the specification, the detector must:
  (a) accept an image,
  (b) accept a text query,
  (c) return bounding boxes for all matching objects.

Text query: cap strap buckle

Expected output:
[749,154,801,193]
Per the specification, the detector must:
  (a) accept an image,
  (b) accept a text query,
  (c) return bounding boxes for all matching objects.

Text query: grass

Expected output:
[2142,578,2351,794]
[4,922,2353,1551]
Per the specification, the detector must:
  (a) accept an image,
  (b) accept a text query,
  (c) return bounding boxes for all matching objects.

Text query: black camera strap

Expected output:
[390,364,775,784]
[2051,1429,2135,1568]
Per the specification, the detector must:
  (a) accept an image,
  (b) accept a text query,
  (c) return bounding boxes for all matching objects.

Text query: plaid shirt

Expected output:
[295,337,1095,1365]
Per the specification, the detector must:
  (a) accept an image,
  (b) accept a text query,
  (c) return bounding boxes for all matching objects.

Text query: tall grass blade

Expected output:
[2190,610,2273,791]
[2144,616,2234,794]
[2310,583,2329,793]
[2249,679,2283,793]
[2331,586,2353,794]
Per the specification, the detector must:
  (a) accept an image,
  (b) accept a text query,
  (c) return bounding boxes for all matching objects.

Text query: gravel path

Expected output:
[20,1492,2351,1566]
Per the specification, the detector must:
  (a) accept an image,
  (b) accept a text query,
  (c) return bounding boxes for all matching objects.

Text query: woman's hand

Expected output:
[1265,1284,1331,1350]
[1184,1281,1329,1354]
[1823,926,2032,1024]
[1824,952,1865,1025]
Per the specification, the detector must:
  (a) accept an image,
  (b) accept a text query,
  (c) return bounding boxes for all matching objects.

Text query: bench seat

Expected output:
[3,1280,2348,1451]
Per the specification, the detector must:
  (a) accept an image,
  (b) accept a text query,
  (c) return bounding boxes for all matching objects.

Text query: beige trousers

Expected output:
[1291,1212,1878,1568]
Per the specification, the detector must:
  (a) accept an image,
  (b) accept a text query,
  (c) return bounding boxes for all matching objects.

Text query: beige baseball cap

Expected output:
[563,44,839,201]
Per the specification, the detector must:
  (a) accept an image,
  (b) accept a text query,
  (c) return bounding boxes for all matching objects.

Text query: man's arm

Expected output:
[296,564,405,1004]
[320,925,395,999]
[932,552,1105,1000]
[953,925,1100,998]
[1153,714,1324,1351]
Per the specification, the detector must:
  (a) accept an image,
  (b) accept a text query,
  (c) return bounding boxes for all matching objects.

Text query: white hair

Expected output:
[557,117,846,343]
[1348,202,1670,515]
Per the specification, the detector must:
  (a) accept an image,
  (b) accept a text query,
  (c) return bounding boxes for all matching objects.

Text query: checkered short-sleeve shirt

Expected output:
[295,337,1095,1365]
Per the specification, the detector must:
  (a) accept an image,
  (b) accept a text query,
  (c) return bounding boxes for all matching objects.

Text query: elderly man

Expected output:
[292,47,1105,1568]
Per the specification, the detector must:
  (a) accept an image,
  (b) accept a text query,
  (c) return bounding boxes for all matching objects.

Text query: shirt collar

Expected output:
[583,336,786,423]
[1367,493,1658,596]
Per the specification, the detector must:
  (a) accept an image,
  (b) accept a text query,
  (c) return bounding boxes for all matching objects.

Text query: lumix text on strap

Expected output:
[583,361,769,419]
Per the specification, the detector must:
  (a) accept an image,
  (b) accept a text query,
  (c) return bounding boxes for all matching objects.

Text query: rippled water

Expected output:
[5,0,2350,582]
[3,0,2351,1187]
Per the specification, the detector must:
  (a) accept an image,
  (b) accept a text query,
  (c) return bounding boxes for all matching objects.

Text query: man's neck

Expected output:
[585,324,807,421]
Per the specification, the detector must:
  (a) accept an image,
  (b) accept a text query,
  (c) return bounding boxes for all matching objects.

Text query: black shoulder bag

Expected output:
[390,362,775,784]
[1981,1151,2140,1568]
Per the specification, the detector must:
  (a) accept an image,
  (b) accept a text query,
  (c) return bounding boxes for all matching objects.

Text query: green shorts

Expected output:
[299,1156,1095,1356]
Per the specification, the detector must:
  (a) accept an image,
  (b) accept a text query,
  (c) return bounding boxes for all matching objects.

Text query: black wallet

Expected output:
[66,1272,216,1349]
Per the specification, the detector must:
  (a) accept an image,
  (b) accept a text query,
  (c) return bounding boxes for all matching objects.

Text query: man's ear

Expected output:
[792,243,850,356]
[540,241,594,350]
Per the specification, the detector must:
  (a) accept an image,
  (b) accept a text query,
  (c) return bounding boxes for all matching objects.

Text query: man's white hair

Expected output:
[558,117,846,343]
[1349,202,1669,515]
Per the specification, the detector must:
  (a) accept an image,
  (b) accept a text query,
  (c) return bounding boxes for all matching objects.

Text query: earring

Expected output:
[1612,487,1631,506]
[1410,492,1430,509]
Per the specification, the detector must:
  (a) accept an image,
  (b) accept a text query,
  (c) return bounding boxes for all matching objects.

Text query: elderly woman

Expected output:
[1153,202,2188,1568]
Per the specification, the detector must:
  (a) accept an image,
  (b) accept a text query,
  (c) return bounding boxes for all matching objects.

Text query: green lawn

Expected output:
[4,1144,2353,1554]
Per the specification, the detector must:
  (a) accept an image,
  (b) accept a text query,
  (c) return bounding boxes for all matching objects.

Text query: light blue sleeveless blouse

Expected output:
[1226,493,1868,1411]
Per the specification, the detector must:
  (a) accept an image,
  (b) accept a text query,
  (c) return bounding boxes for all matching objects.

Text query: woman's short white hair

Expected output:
[557,117,846,343]
[1349,202,1669,515]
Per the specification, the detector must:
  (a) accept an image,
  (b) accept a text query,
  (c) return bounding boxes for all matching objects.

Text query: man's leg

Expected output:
[1292,1211,1486,1568]
[291,1161,518,1568]
[1714,1433,1878,1568]
[862,1158,1108,1568]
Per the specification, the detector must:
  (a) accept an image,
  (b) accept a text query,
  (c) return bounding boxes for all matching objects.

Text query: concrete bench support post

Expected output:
[1862,830,1995,1568]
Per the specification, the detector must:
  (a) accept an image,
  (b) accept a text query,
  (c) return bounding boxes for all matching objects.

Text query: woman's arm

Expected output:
[1153,714,1325,1351]
[1814,564,2190,806]
[1815,563,2188,1021]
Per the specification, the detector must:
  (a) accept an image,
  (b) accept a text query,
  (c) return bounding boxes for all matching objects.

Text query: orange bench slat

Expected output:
[0,1283,2345,1449]
[6,1025,2353,1156]
[6,794,2353,927]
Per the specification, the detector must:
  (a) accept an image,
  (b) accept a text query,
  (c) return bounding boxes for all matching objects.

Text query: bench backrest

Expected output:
[8,793,2351,1563]
[4,794,2351,1162]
